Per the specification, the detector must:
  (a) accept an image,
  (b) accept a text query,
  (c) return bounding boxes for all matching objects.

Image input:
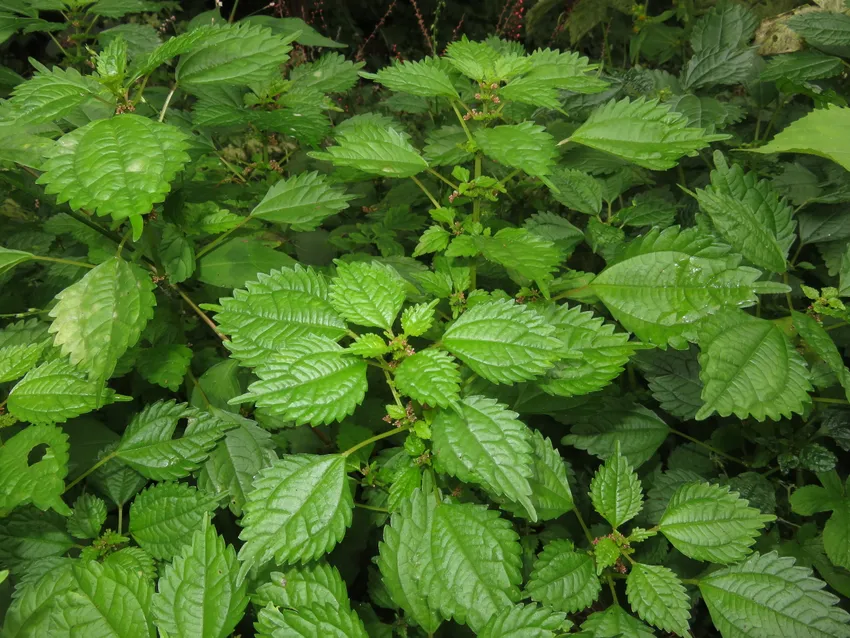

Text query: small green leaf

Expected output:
[330,260,406,331]
[309,122,427,178]
[526,540,601,614]
[136,343,192,391]
[253,562,350,610]
[626,563,691,636]
[364,57,459,99]
[254,602,368,638]
[401,300,438,337]
[413,225,451,257]
[347,333,390,357]
[67,493,107,539]
[581,605,655,638]
[474,122,557,180]
[395,349,460,408]
[0,424,70,516]
[250,171,355,232]
[589,444,642,529]
[547,169,603,215]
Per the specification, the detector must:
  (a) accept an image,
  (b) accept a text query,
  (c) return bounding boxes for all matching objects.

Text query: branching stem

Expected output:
[342,425,412,457]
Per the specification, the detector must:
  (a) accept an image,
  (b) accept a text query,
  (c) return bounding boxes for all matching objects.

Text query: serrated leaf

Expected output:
[787,12,850,48]
[377,487,442,633]
[364,57,459,99]
[432,395,535,519]
[158,223,194,284]
[546,169,603,215]
[7,63,104,125]
[0,509,74,574]
[824,500,850,570]
[48,257,155,385]
[423,125,474,166]
[444,37,501,80]
[563,400,669,467]
[526,540,600,614]
[681,48,757,91]
[237,454,353,580]
[428,501,522,631]
[309,122,427,178]
[750,105,850,172]
[626,563,690,637]
[1,557,77,637]
[230,336,367,426]
[91,445,148,507]
[443,299,563,384]
[539,304,643,399]
[0,247,34,276]
[413,225,451,257]
[513,431,574,521]
[478,603,569,638]
[525,48,607,93]
[250,172,355,232]
[474,122,557,180]
[475,228,563,296]
[215,265,346,366]
[696,312,812,421]
[498,76,561,109]
[694,153,795,272]
[581,605,656,638]
[116,400,235,480]
[524,212,584,256]
[151,520,248,638]
[395,349,460,408]
[589,445,642,528]
[131,25,219,78]
[0,424,70,516]
[346,333,389,357]
[253,562,349,611]
[8,358,125,424]
[136,343,192,391]
[66,493,106,539]
[287,52,360,93]
[761,51,843,83]
[659,481,775,564]
[634,346,704,419]
[401,300,437,337]
[254,602,368,638]
[565,97,726,170]
[37,114,191,222]
[129,482,220,560]
[330,260,406,331]
[699,551,850,637]
[0,340,48,384]
[793,311,850,402]
[591,226,772,347]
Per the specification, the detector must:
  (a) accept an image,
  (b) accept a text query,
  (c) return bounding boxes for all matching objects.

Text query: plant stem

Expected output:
[169,284,229,342]
[355,502,389,513]
[383,369,405,409]
[813,397,850,405]
[572,507,595,545]
[669,427,751,468]
[195,216,252,259]
[32,255,95,269]
[64,453,116,493]
[410,175,441,208]
[158,85,177,122]
[117,505,123,535]
[451,101,475,143]
[825,322,848,332]
[606,575,619,606]
[498,168,522,187]
[342,425,412,458]
[218,155,248,183]
[783,272,794,313]
[228,0,240,22]
[426,167,459,190]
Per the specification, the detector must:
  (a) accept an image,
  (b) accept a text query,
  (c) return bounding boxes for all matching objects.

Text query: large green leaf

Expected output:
[589,444,642,529]
[696,312,812,421]
[0,424,70,516]
[254,603,368,638]
[329,260,406,331]
[659,481,775,564]
[699,551,850,637]
[394,349,461,408]
[432,395,536,519]
[309,122,427,178]
[129,482,220,560]
[37,114,191,222]
[474,123,558,180]
[363,57,459,99]
[442,299,563,384]
[1,558,77,637]
[564,97,727,170]
[230,336,367,426]
[546,169,603,215]
[0,510,74,574]
[215,265,346,366]
[290,53,363,94]
[478,603,570,638]
[626,563,691,636]
[7,62,104,125]
[115,400,235,480]
[250,171,355,232]
[151,520,248,638]
[475,228,563,296]
[195,238,296,290]
[48,257,155,385]
[237,454,353,580]
[131,25,219,78]
[787,12,850,48]
[761,51,843,83]
[526,540,601,614]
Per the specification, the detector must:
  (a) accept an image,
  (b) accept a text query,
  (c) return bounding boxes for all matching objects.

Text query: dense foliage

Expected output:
[0,1,849,636]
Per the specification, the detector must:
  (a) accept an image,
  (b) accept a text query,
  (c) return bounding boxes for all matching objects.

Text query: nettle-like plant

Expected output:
[1,1,850,637]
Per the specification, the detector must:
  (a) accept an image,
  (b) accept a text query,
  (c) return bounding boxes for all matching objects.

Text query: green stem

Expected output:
[218,155,247,183]
[117,505,123,535]
[169,284,228,342]
[228,0,240,22]
[606,575,620,606]
[158,85,177,123]
[498,168,522,187]
[783,272,794,313]
[383,369,405,409]
[469,154,483,291]
[342,425,412,458]
[355,502,389,513]
[813,397,850,405]
[64,453,116,493]
[195,216,252,259]
[410,175,441,209]
[426,167,459,190]
[790,242,804,267]
[572,507,595,545]
[669,427,751,468]
[32,255,95,269]
[825,322,848,332]
[451,101,475,144]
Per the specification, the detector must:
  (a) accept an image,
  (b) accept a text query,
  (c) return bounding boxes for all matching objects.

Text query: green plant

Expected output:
[1,1,850,636]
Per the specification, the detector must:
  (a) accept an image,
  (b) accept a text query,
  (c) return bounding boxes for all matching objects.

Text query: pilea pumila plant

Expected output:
[0,1,849,637]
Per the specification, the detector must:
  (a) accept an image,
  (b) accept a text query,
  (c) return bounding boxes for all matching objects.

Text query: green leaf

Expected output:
[395,349,460,408]
[37,114,191,222]
[824,500,850,570]
[525,48,607,93]
[634,346,704,419]
[498,76,561,109]
[330,260,406,331]
[475,228,563,296]
[66,493,107,539]
[7,62,103,125]
[787,11,850,48]
[750,105,850,172]
[290,52,363,93]
[230,336,367,426]
[0,247,34,276]
[176,22,293,89]
[424,125,474,166]
[8,358,126,424]
[565,97,727,170]
[377,487,442,634]
[195,238,296,290]
[0,424,70,516]
[681,48,757,91]
[158,223,194,284]
[253,562,350,610]
[581,605,656,638]
[243,15,346,48]
[659,481,775,564]
[91,446,148,507]
[309,122,427,178]
[254,602,368,638]
[589,444,642,529]
[539,304,643,399]
[444,37,501,81]
[761,52,843,83]
[443,299,563,384]
[0,509,74,574]
[237,454,353,580]
[136,343,192,391]
[694,153,795,272]
[346,333,390,358]
[250,172,355,232]
[364,57,459,99]
[115,400,235,480]
[131,25,219,78]
[474,123,557,180]
[546,169,603,215]
[626,563,691,637]
[591,226,774,347]
[152,520,248,638]
[48,257,155,385]
[413,225,451,257]
[526,540,601,614]
[401,300,438,337]
[432,395,535,519]
[793,311,850,402]
[562,400,669,467]
[696,312,812,421]
[514,430,574,521]
[478,603,570,638]
[129,482,220,560]
[699,551,850,637]
[1,558,77,637]
[524,213,584,256]
[428,501,522,632]
[215,265,345,366]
